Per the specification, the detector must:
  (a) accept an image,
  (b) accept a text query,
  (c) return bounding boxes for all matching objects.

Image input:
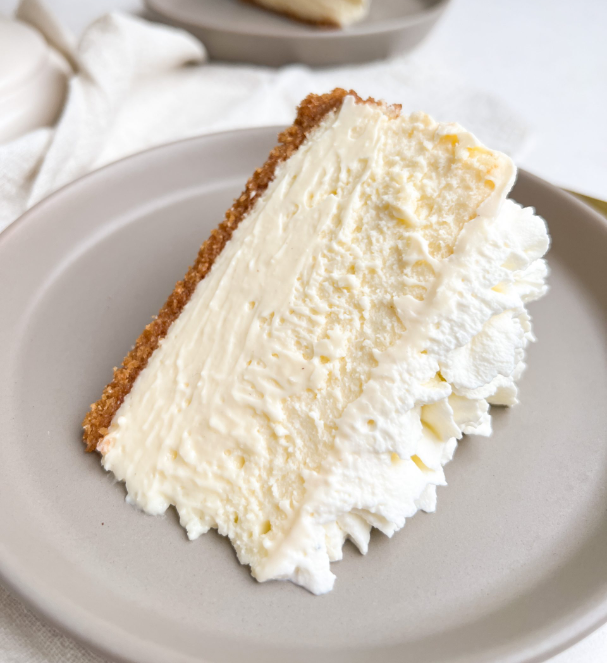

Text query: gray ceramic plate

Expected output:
[0,127,606,663]
[144,0,449,66]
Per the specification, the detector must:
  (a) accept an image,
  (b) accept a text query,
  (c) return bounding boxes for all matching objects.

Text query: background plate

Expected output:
[144,0,449,66]
[0,127,606,663]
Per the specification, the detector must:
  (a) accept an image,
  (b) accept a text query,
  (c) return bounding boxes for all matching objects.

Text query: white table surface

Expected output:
[0,0,605,661]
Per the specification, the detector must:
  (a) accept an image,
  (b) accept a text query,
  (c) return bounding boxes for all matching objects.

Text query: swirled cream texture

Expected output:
[250,0,370,27]
[101,97,550,594]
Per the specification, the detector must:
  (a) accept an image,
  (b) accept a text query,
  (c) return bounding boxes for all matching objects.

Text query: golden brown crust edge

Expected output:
[240,0,340,28]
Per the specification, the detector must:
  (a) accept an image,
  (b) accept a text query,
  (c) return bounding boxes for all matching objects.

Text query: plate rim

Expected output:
[1,127,607,663]
[144,0,451,40]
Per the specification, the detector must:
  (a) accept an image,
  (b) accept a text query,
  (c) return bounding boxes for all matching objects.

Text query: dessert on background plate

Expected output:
[83,89,549,595]
[242,0,370,27]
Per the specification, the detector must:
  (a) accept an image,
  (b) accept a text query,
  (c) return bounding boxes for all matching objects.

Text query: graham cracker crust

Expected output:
[84,88,397,452]
[241,0,339,28]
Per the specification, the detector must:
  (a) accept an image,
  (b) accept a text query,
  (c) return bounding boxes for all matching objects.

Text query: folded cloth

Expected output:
[0,583,107,663]
[0,0,205,231]
[0,0,530,233]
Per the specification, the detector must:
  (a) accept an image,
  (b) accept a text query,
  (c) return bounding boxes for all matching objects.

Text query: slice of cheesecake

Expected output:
[83,89,549,594]
[243,0,370,28]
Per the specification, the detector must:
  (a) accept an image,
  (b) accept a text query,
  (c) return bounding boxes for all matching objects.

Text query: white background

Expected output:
[0,0,606,661]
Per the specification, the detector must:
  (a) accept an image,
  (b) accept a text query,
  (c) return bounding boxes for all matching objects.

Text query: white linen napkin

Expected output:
[0,0,530,234]
[0,585,107,663]
[0,0,205,230]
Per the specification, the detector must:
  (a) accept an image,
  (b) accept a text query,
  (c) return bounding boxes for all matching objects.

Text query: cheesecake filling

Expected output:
[252,0,370,27]
[101,97,549,594]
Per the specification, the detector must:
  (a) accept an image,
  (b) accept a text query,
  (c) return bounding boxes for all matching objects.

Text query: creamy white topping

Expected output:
[102,97,550,594]
[252,0,370,27]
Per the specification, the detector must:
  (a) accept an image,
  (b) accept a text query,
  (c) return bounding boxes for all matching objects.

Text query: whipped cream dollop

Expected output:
[101,97,550,594]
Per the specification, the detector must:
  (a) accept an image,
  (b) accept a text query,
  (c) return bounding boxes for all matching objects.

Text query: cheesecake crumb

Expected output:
[82,89,396,452]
